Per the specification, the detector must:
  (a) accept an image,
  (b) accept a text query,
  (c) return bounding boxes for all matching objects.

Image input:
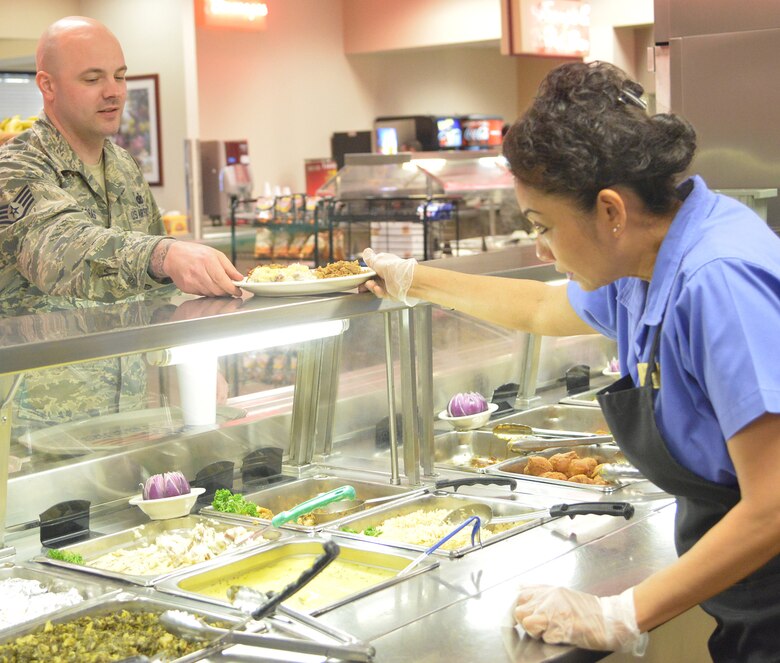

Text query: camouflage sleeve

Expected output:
[3,167,166,303]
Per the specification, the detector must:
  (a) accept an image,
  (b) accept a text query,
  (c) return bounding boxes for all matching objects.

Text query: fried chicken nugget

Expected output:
[567,457,598,478]
[549,450,579,475]
[540,471,568,481]
[523,455,554,476]
[568,474,595,484]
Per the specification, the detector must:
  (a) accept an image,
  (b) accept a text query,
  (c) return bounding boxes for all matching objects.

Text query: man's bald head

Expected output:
[35,16,128,162]
[36,16,121,75]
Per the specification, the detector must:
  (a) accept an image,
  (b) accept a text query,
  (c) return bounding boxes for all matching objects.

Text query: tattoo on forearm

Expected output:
[149,239,174,279]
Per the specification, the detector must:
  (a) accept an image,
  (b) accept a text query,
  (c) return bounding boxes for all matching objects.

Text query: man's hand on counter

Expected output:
[513,585,648,655]
[151,239,243,297]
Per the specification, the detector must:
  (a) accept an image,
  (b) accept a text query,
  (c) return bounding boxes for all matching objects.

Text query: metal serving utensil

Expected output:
[503,434,615,454]
[159,540,376,660]
[492,422,611,440]
[310,476,517,521]
[234,485,357,546]
[442,501,635,527]
[398,515,483,577]
[160,610,374,661]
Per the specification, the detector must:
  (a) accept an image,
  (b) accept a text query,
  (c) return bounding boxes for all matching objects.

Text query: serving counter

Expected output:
[0,246,711,661]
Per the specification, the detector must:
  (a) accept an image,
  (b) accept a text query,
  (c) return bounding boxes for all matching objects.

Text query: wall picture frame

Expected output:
[115,74,163,186]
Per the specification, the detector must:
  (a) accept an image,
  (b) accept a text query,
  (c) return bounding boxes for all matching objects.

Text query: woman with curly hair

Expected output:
[363,61,780,662]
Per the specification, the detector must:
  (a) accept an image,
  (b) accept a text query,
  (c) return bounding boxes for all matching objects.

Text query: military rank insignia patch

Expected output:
[0,185,34,225]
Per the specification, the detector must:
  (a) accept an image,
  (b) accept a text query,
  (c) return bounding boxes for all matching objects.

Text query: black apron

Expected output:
[597,328,780,663]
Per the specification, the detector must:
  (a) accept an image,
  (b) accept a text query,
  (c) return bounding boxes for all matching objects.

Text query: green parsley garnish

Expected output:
[46,548,85,565]
[363,526,382,537]
[212,488,259,517]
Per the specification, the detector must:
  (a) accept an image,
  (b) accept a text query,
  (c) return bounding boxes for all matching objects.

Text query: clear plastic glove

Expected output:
[513,585,648,656]
[362,248,418,306]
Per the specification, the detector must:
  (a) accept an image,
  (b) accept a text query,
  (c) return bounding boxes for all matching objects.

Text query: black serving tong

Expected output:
[160,541,376,661]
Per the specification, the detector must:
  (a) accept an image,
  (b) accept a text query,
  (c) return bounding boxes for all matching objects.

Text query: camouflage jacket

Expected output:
[0,116,167,303]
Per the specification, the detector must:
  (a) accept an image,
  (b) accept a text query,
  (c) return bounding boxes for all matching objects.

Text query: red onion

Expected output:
[140,471,191,500]
[447,392,488,417]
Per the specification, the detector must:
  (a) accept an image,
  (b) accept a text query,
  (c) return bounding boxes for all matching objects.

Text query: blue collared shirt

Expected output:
[568,176,780,486]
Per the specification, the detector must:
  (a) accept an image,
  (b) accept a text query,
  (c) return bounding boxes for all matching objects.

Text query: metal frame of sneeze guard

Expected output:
[514,332,542,409]
[0,374,21,557]
[378,305,435,487]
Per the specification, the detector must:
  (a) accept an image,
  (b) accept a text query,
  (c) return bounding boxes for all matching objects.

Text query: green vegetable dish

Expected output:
[211,488,260,517]
[0,610,209,662]
[339,525,382,537]
[46,549,85,565]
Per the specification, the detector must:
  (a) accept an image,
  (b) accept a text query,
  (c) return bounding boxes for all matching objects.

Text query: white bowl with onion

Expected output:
[438,392,498,431]
[130,471,205,520]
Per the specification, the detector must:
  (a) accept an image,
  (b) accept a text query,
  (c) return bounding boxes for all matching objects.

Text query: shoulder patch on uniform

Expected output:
[0,185,34,225]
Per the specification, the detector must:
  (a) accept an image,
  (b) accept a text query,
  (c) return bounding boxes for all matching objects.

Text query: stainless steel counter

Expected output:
[8,469,677,662]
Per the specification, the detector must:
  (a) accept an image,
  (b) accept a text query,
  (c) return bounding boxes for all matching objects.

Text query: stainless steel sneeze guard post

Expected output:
[399,308,421,486]
[0,374,20,556]
[415,305,435,477]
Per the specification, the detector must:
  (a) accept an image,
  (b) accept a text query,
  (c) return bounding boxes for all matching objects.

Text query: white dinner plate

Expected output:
[234,268,376,297]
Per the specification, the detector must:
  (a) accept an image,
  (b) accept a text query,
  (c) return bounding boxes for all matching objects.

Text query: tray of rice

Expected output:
[325,493,556,558]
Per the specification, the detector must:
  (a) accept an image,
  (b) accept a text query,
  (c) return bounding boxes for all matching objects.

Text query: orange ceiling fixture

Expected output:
[196,0,269,30]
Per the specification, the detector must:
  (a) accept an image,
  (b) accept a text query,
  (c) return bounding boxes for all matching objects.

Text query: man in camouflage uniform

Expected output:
[0,16,243,302]
[0,17,241,443]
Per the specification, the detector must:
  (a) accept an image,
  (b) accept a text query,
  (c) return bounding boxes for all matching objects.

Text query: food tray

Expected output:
[326,492,556,558]
[201,475,417,531]
[433,429,522,472]
[486,443,633,493]
[35,515,282,586]
[158,536,438,617]
[0,564,115,636]
[495,404,611,435]
[559,386,603,408]
[0,590,246,663]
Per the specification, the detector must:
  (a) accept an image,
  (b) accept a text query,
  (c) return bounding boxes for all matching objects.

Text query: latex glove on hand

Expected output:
[362,248,418,306]
[514,585,648,656]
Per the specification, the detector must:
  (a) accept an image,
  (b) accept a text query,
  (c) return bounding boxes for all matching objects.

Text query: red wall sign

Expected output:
[502,0,590,58]
[196,0,269,31]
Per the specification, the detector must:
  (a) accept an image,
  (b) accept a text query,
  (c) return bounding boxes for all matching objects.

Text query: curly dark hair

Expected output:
[502,61,697,215]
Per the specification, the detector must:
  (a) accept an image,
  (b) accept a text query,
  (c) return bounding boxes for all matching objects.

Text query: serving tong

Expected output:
[233,485,357,546]
[398,515,483,577]
[441,501,635,527]
[491,422,613,454]
[160,539,376,661]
